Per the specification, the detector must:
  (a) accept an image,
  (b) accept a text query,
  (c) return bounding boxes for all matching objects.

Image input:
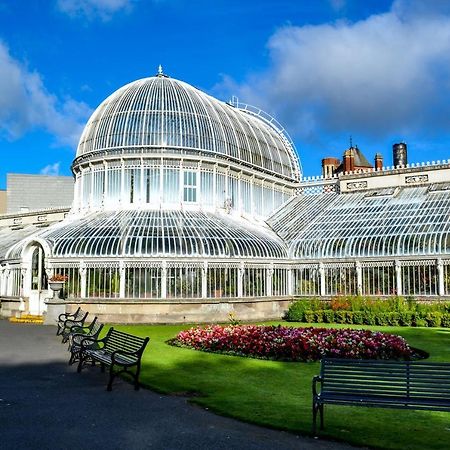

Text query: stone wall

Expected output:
[45,297,293,324]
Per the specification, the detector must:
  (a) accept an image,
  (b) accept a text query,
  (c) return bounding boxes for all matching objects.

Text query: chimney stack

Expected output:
[322,157,340,178]
[343,149,355,173]
[393,143,407,168]
[375,153,383,171]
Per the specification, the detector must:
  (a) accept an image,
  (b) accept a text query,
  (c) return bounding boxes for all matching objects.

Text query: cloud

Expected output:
[40,162,61,176]
[57,0,135,21]
[0,41,92,147]
[218,0,450,143]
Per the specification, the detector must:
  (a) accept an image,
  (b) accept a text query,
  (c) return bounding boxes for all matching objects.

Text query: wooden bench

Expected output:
[67,317,104,365]
[312,358,450,434]
[77,327,149,391]
[56,307,88,337]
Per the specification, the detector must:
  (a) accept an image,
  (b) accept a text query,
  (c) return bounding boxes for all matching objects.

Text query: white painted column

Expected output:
[266,266,273,297]
[119,261,126,298]
[355,261,362,296]
[80,263,87,298]
[237,263,244,298]
[201,262,208,299]
[161,261,167,299]
[437,259,445,297]
[287,268,293,296]
[395,260,402,296]
[319,262,326,297]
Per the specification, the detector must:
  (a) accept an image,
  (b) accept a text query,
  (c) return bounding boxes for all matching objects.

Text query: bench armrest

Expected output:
[69,323,89,333]
[80,335,107,351]
[58,311,75,322]
[312,375,323,398]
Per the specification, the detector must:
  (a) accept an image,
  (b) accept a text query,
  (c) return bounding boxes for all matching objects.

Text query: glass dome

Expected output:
[35,210,287,259]
[75,73,301,181]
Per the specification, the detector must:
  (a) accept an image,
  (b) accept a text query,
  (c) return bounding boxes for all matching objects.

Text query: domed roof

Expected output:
[75,73,301,181]
[16,210,287,259]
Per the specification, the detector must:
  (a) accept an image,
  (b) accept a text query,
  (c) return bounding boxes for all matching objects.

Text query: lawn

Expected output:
[113,322,450,450]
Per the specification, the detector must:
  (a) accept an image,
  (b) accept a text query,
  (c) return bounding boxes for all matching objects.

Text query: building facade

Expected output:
[1,71,450,323]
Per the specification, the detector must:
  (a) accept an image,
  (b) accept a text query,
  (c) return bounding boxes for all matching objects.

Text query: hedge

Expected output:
[285,296,450,327]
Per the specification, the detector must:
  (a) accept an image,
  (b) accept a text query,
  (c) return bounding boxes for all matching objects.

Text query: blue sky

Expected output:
[1,0,450,188]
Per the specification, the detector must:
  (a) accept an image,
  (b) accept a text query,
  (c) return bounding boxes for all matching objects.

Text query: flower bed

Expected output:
[172,325,414,361]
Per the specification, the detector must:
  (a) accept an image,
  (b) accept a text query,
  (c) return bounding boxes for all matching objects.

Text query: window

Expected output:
[183,171,197,203]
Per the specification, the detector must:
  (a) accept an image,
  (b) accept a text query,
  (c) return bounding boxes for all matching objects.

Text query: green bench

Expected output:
[77,327,149,391]
[312,358,450,434]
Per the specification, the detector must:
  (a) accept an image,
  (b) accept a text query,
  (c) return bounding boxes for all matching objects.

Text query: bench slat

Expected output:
[312,358,450,434]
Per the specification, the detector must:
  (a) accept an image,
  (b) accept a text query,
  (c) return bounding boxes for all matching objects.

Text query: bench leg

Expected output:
[134,364,141,391]
[312,402,318,435]
[77,354,85,373]
[107,366,115,391]
[319,404,324,430]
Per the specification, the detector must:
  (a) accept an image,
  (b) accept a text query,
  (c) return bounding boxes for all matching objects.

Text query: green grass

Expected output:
[111,322,450,450]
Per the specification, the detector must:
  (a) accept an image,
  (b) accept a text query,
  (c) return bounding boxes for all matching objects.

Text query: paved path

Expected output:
[0,320,358,450]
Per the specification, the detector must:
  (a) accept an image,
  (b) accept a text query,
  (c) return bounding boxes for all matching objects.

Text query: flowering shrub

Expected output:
[172,325,413,361]
[49,274,68,282]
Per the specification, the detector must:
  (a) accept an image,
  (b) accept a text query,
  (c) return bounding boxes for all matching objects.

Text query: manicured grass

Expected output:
[112,323,450,450]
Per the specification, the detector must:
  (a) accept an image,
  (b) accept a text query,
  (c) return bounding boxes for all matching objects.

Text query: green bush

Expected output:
[441,313,450,327]
[415,318,427,327]
[322,310,335,323]
[285,296,450,327]
[284,301,309,321]
[303,310,315,323]
[399,312,413,327]
[313,310,324,323]
[352,311,364,324]
[375,313,388,326]
[334,310,347,324]
[425,312,442,327]
[386,312,400,326]
[363,313,376,325]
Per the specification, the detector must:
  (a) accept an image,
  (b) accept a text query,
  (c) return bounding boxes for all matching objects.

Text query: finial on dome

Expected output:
[156,64,169,78]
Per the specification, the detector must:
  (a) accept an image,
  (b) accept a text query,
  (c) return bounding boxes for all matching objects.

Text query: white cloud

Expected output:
[0,41,91,147]
[57,0,135,21]
[40,162,61,176]
[218,0,450,142]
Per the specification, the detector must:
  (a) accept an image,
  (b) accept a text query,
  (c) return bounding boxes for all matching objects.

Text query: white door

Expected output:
[28,246,47,315]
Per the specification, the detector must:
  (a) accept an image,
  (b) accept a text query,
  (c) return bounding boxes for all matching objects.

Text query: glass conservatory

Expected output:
[1,69,450,321]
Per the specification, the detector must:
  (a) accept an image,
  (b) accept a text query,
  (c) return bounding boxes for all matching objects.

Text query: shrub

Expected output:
[399,312,413,327]
[323,310,335,323]
[334,310,347,324]
[313,311,324,323]
[330,296,351,311]
[284,301,309,321]
[441,313,450,327]
[173,325,414,361]
[425,312,442,327]
[352,311,364,324]
[415,318,427,327]
[386,312,400,326]
[303,310,315,323]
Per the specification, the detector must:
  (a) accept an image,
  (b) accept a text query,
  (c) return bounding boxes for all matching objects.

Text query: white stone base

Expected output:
[60,297,293,324]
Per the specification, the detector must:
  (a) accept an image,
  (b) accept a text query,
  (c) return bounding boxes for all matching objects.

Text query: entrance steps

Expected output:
[9,314,44,324]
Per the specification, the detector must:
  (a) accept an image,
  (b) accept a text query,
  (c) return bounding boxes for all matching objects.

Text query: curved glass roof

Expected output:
[32,210,287,259]
[267,185,450,259]
[75,75,300,181]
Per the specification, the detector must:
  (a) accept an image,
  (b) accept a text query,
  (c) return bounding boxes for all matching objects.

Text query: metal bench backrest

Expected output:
[320,358,450,403]
[103,328,149,357]
[73,308,87,322]
[84,317,103,338]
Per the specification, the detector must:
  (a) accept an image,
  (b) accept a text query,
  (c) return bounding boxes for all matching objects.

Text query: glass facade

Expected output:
[1,73,450,310]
